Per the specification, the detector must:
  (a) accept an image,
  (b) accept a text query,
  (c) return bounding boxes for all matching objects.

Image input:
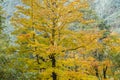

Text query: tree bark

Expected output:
[52,72,57,80]
[49,55,57,80]
[95,67,99,78]
[103,66,107,79]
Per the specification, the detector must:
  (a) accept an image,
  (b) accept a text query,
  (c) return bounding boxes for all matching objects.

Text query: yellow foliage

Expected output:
[10,0,120,80]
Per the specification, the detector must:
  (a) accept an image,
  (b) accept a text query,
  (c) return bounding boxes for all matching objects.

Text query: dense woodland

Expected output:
[0,0,120,80]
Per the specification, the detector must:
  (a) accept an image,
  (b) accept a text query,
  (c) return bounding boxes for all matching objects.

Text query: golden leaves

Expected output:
[17,34,30,41]
[11,0,120,79]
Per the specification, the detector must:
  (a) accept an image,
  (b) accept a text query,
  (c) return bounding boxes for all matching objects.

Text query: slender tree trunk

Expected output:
[36,54,40,64]
[103,66,107,79]
[95,67,99,78]
[49,55,57,80]
[51,55,56,67]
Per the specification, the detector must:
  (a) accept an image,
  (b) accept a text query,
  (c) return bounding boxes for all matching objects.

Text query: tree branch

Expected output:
[62,46,84,52]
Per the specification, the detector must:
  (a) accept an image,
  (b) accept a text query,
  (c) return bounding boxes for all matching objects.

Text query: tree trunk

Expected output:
[49,55,57,80]
[52,72,57,80]
[36,54,40,64]
[95,67,99,78]
[103,66,107,79]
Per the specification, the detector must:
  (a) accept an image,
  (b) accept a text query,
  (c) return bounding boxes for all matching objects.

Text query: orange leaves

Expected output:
[47,45,64,56]
[102,59,112,67]
[17,31,35,41]
[17,34,30,41]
